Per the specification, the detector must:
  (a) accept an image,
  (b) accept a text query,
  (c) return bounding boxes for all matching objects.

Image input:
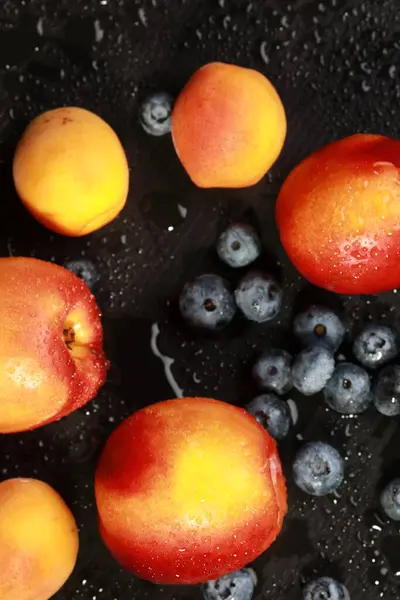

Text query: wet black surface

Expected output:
[1,0,400,599]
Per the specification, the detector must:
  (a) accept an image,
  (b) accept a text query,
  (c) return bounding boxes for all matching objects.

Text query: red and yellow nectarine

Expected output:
[95,397,287,584]
[172,62,286,188]
[0,257,108,433]
[0,478,78,600]
[276,134,400,294]
[13,107,129,236]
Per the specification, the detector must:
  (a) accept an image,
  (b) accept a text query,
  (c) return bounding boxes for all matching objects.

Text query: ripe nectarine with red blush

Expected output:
[95,397,287,584]
[172,62,286,188]
[0,257,108,433]
[0,478,78,600]
[276,134,400,294]
[13,107,129,236]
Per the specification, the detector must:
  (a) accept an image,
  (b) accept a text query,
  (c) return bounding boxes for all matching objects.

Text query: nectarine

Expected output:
[95,397,287,584]
[0,257,108,433]
[13,107,129,236]
[172,62,286,188]
[0,478,78,600]
[276,134,400,294]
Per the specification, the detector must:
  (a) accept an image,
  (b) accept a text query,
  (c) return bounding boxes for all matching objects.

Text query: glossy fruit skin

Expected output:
[353,324,398,369]
[202,568,256,600]
[235,271,282,323]
[293,442,344,496]
[0,478,78,600]
[373,365,400,416]
[276,134,400,294]
[172,62,286,188]
[139,92,174,136]
[380,478,400,521]
[246,394,291,440]
[0,257,108,433]
[217,223,261,268]
[95,397,287,584]
[13,107,129,237]
[252,349,292,395]
[292,346,335,396]
[179,274,236,330]
[293,305,345,351]
[324,363,372,415]
[302,576,350,600]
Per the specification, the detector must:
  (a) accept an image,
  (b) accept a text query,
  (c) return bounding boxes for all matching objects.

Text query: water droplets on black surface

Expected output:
[140,191,188,232]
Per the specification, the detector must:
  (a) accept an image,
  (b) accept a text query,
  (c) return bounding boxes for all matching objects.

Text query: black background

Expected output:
[1,0,400,599]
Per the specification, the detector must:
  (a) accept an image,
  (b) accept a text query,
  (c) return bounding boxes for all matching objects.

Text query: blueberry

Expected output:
[252,349,292,395]
[293,442,344,496]
[202,568,256,600]
[302,577,350,600]
[217,223,261,268]
[373,365,400,416]
[292,346,335,396]
[353,324,398,370]
[64,259,99,290]
[324,362,372,414]
[246,394,291,440]
[235,271,282,323]
[179,274,235,331]
[380,478,400,521]
[139,92,174,136]
[294,305,345,351]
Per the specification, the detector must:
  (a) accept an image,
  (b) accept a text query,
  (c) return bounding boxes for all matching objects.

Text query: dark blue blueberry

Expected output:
[292,346,335,396]
[217,223,261,268]
[373,365,400,416]
[139,92,174,136]
[246,394,291,440]
[293,442,344,496]
[294,305,345,351]
[252,349,292,395]
[202,568,256,600]
[353,324,398,370]
[234,271,282,323]
[179,274,235,331]
[324,362,372,414]
[64,259,99,290]
[380,478,400,521]
[302,577,350,600]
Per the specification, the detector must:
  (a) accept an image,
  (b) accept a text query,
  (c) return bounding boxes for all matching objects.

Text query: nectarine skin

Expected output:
[172,62,286,188]
[0,257,108,433]
[13,107,129,237]
[95,397,287,584]
[276,134,400,294]
[0,478,78,600]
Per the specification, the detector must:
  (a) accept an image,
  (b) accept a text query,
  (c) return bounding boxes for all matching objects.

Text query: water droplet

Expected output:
[140,191,188,232]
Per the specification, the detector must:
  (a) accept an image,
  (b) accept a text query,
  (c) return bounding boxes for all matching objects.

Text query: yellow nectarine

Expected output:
[0,478,78,600]
[172,62,286,188]
[13,107,129,236]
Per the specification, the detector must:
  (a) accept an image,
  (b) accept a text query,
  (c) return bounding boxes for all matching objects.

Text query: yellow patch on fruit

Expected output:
[13,107,129,237]
[0,357,67,434]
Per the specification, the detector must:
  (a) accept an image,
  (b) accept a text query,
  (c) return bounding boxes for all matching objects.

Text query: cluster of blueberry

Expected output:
[179,223,283,330]
[202,570,350,600]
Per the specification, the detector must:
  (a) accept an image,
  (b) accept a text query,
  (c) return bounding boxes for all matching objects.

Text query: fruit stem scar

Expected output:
[63,327,76,350]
